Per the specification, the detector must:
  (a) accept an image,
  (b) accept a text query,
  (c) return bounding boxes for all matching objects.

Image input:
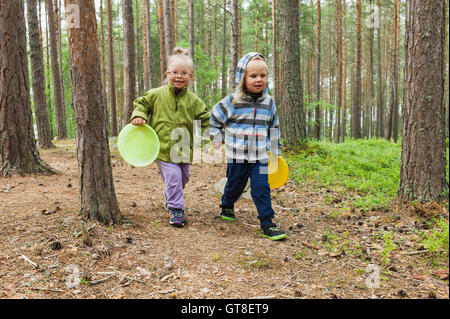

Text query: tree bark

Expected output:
[228,0,239,90]
[46,0,66,139]
[157,0,166,79]
[163,0,174,57]
[386,0,400,142]
[99,0,107,119]
[55,0,66,137]
[26,0,55,149]
[313,0,321,140]
[64,0,122,224]
[398,0,448,202]
[144,0,153,91]
[352,0,362,139]
[221,0,227,97]
[188,0,195,91]
[136,0,143,96]
[341,0,347,142]
[0,0,56,176]
[279,0,306,145]
[376,0,384,138]
[122,0,136,124]
[334,0,342,143]
[271,0,278,106]
[107,0,118,136]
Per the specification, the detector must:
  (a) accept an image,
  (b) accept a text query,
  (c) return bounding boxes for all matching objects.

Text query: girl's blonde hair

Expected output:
[162,47,194,85]
[232,55,268,105]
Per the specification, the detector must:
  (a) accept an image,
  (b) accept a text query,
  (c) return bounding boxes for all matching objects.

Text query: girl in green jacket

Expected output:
[130,47,210,227]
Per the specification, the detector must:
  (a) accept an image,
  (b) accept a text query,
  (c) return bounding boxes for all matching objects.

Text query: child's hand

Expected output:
[213,142,222,150]
[131,118,146,125]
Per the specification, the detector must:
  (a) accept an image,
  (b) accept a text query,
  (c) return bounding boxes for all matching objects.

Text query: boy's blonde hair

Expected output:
[162,47,194,85]
[232,55,268,105]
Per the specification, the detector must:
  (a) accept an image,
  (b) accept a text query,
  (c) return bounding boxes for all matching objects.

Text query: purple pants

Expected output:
[157,161,190,210]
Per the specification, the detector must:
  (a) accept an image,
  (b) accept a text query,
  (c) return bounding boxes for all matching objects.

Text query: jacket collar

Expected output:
[239,91,267,103]
[167,83,188,97]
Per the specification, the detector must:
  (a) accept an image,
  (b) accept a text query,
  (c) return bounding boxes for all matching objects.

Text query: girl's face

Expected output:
[166,57,193,90]
[244,59,268,94]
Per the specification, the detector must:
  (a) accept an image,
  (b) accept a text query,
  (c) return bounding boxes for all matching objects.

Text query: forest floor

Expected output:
[0,139,448,299]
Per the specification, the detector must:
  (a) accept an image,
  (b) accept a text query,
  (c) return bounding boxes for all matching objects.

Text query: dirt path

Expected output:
[0,141,448,299]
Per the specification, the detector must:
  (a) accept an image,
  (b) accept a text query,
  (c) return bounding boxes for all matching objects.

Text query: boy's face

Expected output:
[244,60,268,94]
[166,58,193,90]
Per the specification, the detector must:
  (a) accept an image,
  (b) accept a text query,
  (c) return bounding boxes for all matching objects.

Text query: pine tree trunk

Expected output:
[334,0,342,143]
[313,0,321,140]
[64,0,122,224]
[188,0,194,62]
[46,0,66,139]
[399,0,448,202]
[144,0,153,90]
[26,0,55,149]
[136,0,142,96]
[376,0,384,138]
[157,0,166,79]
[279,0,306,145]
[55,0,66,136]
[392,0,400,142]
[44,3,54,138]
[163,0,174,56]
[229,0,239,90]
[122,0,136,124]
[0,0,56,176]
[367,0,375,139]
[221,0,227,97]
[271,0,278,105]
[99,0,107,122]
[352,0,362,139]
[107,0,118,136]
[327,2,333,142]
[386,0,399,142]
[170,0,177,44]
[340,0,347,142]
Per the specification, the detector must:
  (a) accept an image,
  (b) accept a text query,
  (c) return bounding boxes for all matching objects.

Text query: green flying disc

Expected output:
[118,123,160,167]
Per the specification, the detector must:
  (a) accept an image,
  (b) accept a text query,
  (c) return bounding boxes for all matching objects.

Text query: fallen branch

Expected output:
[400,250,430,255]
[21,255,38,268]
[31,287,64,293]
[73,223,96,238]
[301,241,319,250]
[272,205,293,211]
[89,274,116,285]
[125,275,146,284]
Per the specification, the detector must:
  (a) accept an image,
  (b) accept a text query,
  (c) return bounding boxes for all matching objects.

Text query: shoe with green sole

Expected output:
[261,224,287,241]
[220,205,235,221]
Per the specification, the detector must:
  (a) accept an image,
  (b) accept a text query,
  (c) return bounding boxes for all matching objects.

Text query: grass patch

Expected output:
[287,137,449,211]
[416,217,449,267]
[287,138,402,211]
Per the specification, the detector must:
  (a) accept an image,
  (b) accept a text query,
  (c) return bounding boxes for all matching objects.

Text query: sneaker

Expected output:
[163,190,169,211]
[169,209,185,227]
[261,224,287,241]
[220,205,236,221]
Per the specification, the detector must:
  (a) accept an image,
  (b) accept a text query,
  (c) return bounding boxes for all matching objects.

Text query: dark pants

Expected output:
[221,161,274,228]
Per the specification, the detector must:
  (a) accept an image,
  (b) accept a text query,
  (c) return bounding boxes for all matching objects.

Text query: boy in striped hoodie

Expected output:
[210,52,286,241]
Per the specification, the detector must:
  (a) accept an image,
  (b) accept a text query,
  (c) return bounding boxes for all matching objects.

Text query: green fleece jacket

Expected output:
[130,84,210,163]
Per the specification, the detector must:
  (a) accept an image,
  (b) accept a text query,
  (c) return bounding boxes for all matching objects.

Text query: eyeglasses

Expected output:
[167,71,191,78]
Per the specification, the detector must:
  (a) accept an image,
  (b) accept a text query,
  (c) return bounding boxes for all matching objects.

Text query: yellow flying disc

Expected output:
[268,153,289,189]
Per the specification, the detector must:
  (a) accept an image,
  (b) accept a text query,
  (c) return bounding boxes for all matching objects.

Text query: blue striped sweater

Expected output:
[210,92,281,162]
